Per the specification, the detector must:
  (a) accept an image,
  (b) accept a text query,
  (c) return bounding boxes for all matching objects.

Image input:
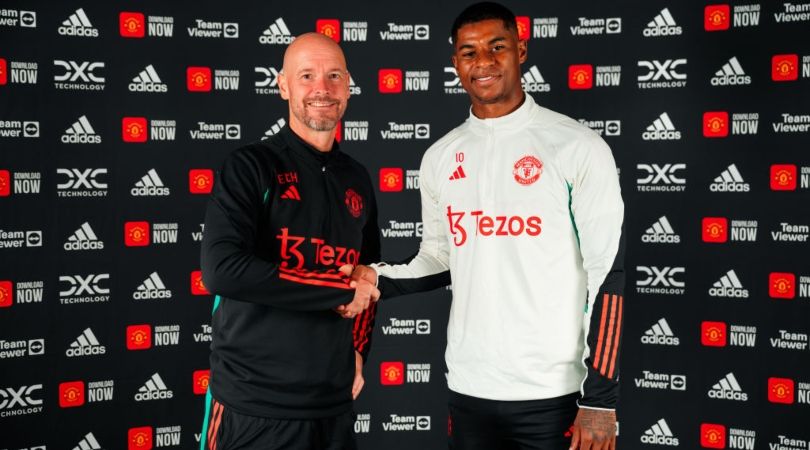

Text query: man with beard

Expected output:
[349,3,625,450]
[199,33,381,450]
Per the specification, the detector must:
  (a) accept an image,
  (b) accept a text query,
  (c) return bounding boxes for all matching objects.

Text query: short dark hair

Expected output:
[450,2,517,44]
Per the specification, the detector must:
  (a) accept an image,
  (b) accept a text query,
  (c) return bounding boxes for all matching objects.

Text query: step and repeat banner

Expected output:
[1,1,809,449]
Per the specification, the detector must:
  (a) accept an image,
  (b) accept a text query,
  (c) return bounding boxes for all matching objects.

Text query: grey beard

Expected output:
[304,117,337,131]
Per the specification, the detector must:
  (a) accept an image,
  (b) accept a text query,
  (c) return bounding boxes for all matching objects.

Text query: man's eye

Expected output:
[462,52,474,58]
[329,73,342,80]
[301,74,312,80]
[493,45,505,51]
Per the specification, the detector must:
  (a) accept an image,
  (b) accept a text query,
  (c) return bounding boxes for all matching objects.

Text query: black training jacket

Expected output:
[201,125,380,419]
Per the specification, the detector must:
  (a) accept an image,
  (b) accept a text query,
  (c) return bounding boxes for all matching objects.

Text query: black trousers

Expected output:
[205,398,357,450]
[448,391,580,450]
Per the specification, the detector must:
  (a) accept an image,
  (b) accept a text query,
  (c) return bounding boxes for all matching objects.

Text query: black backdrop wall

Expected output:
[1,1,809,449]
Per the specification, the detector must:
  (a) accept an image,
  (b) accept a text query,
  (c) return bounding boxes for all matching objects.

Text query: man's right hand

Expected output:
[350,265,378,287]
[335,265,380,319]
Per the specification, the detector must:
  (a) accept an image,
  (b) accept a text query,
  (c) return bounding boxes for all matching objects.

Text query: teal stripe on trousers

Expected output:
[199,295,221,450]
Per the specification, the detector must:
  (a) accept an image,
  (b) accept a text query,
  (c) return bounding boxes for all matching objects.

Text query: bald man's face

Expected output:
[279,37,350,132]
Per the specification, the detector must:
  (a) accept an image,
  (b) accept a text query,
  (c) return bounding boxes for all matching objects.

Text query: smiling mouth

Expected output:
[307,101,337,107]
[472,74,500,84]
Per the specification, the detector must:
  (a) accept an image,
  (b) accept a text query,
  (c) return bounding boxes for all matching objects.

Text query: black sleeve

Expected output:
[579,223,626,409]
[353,175,382,362]
[200,148,354,311]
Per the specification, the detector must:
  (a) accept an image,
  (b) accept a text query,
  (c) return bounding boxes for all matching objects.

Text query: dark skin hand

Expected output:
[570,408,616,450]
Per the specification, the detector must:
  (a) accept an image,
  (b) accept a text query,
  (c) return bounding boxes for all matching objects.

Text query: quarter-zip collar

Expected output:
[467,92,536,135]
[279,125,341,168]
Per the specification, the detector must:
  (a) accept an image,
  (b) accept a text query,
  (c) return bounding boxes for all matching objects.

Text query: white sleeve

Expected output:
[371,150,451,297]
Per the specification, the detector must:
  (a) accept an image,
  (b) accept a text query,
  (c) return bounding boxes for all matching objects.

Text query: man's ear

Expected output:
[518,39,528,64]
[279,71,290,100]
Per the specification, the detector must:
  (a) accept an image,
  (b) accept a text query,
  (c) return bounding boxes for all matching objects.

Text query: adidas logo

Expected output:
[129,64,168,93]
[643,8,682,37]
[262,118,287,140]
[640,419,680,446]
[521,65,550,93]
[259,18,294,44]
[449,166,466,181]
[135,372,174,401]
[711,57,751,86]
[641,216,680,244]
[708,372,749,401]
[349,76,362,95]
[63,222,104,251]
[642,112,681,140]
[133,271,173,300]
[280,185,301,201]
[58,8,99,37]
[73,432,103,450]
[709,269,749,298]
[66,327,106,357]
[61,115,101,144]
[131,169,170,197]
[641,318,680,345]
[710,163,750,192]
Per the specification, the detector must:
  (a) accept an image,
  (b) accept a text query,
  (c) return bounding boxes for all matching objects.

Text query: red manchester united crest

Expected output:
[513,155,543,185]
[345,189,364,218]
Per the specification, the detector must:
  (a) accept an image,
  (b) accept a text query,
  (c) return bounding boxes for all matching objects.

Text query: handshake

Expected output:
[336,265,380,319]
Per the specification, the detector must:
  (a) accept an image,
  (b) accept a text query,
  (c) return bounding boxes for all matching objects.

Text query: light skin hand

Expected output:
[335,265,380,319]
[351,350,364,400]
[570,408,617,450]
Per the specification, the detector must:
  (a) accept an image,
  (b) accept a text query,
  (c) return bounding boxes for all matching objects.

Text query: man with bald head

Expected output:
[199,33,381,450]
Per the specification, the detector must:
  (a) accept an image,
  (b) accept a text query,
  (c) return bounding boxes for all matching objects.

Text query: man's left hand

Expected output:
[569,408,616,450]
[352,351,364,400]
